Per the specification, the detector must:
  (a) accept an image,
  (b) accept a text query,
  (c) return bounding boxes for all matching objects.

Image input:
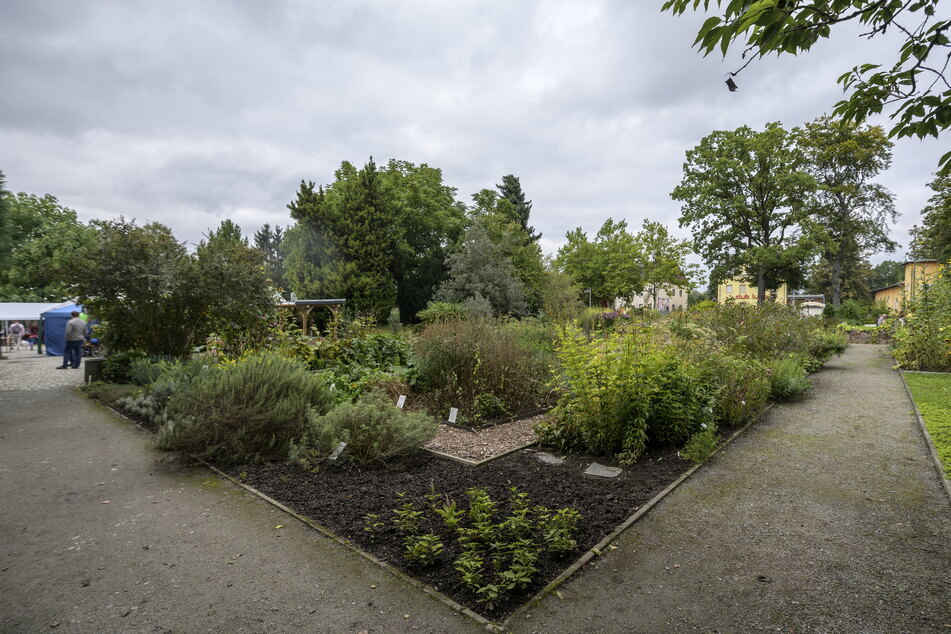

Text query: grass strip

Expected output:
[903,372,951,478]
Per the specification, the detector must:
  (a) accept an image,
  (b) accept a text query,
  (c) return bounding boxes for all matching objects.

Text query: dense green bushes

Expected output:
[414,318,550,422]
[155,353,333,464]
[289,391,437,468]
[767,356,811,401]
[98,302,846,470]
[538,304,844,463]
[892,263,951,371]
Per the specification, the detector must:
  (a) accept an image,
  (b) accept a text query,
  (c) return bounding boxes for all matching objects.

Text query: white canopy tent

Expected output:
[1,302,72,352]
[0,302,72,322]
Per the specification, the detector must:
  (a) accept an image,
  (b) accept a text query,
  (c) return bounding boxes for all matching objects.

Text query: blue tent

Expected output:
[41,303,86,356]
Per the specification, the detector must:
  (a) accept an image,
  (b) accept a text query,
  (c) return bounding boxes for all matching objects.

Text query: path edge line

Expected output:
[898,370,951,506]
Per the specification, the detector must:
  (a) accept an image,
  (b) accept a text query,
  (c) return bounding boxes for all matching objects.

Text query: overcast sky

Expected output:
[1,1,946,269]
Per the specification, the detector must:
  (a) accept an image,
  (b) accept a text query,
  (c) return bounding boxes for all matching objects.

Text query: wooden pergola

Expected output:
[277,299,346,336]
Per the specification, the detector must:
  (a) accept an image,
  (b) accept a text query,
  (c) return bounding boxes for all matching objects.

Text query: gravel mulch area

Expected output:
[423,414,542,461]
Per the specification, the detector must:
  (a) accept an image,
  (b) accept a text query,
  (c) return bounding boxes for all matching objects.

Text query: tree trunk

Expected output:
[831,250,842,309]
[757,269,767,305]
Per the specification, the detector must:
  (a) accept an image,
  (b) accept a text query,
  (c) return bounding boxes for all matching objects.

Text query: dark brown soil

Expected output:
[230,447,692,619]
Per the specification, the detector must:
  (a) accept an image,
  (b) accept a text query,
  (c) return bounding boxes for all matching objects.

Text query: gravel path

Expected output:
[423,415,541,461]
[510,344,951,633]
[0,348,87,390]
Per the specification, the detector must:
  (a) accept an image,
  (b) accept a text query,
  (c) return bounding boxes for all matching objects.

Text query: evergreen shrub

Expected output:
[289,390,437,467]
[156,352,332,464]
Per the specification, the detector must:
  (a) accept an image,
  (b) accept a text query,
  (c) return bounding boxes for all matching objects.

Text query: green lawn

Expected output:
[904,372,951,478]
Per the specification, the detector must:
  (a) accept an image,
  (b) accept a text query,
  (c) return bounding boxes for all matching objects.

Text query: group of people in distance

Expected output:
[4,311,89,370]
[3,320,38,351]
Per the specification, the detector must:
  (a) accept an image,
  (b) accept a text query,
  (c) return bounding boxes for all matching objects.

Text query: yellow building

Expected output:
[872,259,942,312]
[716,277,788,305]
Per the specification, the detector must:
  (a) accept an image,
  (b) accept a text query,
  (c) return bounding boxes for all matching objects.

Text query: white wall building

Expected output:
[614,284,688,313]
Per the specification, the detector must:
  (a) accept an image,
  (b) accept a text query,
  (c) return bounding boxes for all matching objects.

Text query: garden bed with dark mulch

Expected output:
[229,446,692,620]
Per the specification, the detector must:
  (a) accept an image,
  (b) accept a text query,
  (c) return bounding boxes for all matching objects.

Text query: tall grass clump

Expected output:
[289,390,437,468]
[156,352,332,464]
[413,318,548,420]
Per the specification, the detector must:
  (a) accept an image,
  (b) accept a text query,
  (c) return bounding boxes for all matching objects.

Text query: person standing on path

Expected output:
[27,323,38,350]
[58,311,86,369]
[7,321,24,350]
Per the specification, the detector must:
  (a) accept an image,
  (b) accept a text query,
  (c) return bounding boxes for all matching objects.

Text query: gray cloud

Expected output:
[1,0,944,270]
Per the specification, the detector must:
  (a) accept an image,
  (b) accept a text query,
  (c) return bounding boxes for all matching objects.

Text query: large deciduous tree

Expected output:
[796,116,897,308]
[672,122,815,302]
[662,0,951,173]
[72,219,203,356]
[73,218,272,357]
[556,218,643,306]
[381,159,467,322]
[0,191,95,301]
[633,220,699,310]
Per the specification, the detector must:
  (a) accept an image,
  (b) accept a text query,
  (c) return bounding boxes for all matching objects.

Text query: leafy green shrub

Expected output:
[807,329,848,364]
[893,267,951,371]
[413,318,547,419]
[102,350,149,383]
[289,390,437,467]
[692,351,770,428]
[538,325,656,462]
[680,426,718,463]
[691,299,718,312]
[474,392,510,420]
[156,352,332,464]
[692,302,816,360]
[646,355,716,446]
[767,356,811,401]
[115,392,166,428]
[417,301,465,324]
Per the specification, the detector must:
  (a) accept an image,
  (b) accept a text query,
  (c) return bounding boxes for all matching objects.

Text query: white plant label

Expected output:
[448,407,458,424]
[396,395,407,409]
[329,441,347,461]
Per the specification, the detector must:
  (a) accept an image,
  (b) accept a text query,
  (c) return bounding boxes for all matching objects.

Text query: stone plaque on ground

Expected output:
[584,462,622,478]
[536,452,565,465]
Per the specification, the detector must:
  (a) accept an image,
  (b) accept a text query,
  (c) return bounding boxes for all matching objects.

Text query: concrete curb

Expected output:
[897,370,951,506]
[95,396,774,632]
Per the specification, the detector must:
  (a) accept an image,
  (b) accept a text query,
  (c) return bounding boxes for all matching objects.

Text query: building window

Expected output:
[679,289,682,297]
[726,284,733,294]
[739,284,746,293]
